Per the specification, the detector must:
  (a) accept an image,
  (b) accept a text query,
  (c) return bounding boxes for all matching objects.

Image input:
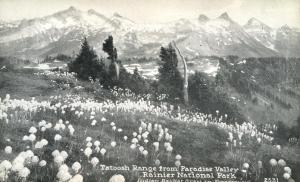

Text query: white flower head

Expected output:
[72,162,81,173]
[130,144,136,150]
[109,174,125,182]
[243,163,249,169]
[31,155,39,164]
[46,123,52,129]
[69,174,83,182]
[155,159,161,166]
[54,134,62,141]
[59,164,69,172]
[166,146,173,152]
[38,120,47,127]
[257,137,262,143]
[40,139,48,146]
[175,155,182,161]
[86,137,92,142]
[284,166,292,174]
[100,148,106,156]
[23,135,29,141]
[132,138,138,144]
[269,159,277,166]
[111,141,117,148]
[29,127,37,134]
[278,159,286,167]
[34,141,43,149]
[283,173,291,180]
[276,145,281,150]
[57,170,72,182]
[84,147,92,158]
[28,134,36,142]
[139,146,144,153]
[12,162,24,172]
[39,160,47,167]
[94,140,100,147]
[175,160,181,167]
[91,157,99,167]
[41,127,46,132]
[52,150,60,157]
[142,150,148,156]
[0,160,12,170]
[4,146,12,154]
[86,142,93,148]
[18,167,30,178]
[60,151,68,160]
[25,150,34,158]
[54,155,64,166]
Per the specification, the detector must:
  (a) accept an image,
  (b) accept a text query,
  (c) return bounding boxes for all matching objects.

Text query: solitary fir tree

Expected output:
[158,44,183,101]
[68,37,104,80]
[103,36,120,80]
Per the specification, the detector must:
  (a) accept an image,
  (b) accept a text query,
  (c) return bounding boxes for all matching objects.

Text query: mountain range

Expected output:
[0,6,299,59]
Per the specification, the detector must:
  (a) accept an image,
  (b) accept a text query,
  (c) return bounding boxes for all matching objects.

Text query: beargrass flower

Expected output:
[175,155,182,161]
[283,173,291,180]
[60,151,68,160]
[111,141,116,148]
[69,174,83,182]
[278,159,286,167]
[86,137,92,142]
[4,146,12,154]
[91,157,99,167]
[39,160,47,167]
[109,174,125,182]
[270,159,277,166]
[175,160,181,167]
[18,167,30,178]
[243,163,249,169]
[84,147,92,158]
[54,134,62,141]
[29,127,37,134]
[100,148,106,156]
[31,155,39,164]
[72,162,81,173]
[155,159,161,166]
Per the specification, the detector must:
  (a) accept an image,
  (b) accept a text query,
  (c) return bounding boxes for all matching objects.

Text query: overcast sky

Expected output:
[0,0,299,28]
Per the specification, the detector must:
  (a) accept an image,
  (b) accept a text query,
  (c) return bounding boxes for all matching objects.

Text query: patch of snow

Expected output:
[24,64,51,70]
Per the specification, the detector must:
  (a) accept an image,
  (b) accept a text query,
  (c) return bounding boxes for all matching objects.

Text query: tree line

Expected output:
[68,36,247,123]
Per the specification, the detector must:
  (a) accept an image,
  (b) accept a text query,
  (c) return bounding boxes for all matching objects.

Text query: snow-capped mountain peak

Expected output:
[244,17,271,31]
[198,14,209,23]
[218,12,232,21]
[52,6,82,18]
[246,18,263,26]
[0,7,299,59]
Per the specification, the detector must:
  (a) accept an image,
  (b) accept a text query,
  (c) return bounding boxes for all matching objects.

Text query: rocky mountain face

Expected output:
[0,6,299,59]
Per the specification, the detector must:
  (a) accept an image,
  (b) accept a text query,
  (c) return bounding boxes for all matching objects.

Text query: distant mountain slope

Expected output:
[0,7,299,59]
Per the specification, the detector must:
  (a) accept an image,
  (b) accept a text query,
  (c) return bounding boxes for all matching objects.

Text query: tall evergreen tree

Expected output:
[158,44,183,101]
[68,37,104,80]
[103,36,119,80]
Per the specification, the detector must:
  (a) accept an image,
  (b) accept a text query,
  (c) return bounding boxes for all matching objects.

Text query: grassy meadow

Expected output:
[0,66,299,182]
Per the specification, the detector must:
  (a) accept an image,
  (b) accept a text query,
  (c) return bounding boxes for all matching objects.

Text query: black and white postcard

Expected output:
[0,0,299,181]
